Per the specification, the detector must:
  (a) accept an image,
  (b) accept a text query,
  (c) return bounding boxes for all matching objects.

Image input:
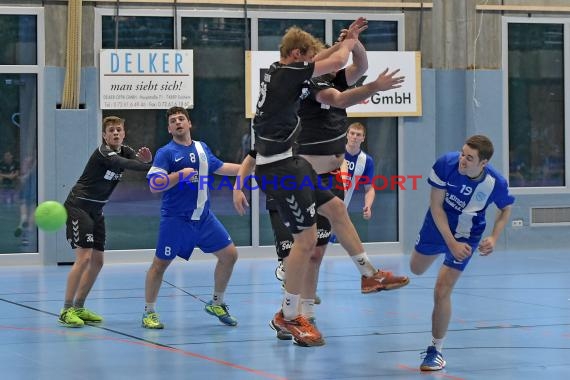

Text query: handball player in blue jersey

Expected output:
[340,123,376,217]
[142,107,241,329]
[328,122,375,244]
[410,135,514,371]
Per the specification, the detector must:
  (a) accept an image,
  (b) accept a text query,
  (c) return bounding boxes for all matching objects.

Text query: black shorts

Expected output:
[256,156,335,235]
[269,208,333,260]
[269,209,293,259]
[64,197,106,251]
[314,170,345,241]
[267,168,345,259]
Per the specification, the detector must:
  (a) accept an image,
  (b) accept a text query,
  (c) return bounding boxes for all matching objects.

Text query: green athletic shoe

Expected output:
[59,307,84,328]
[204,301,238,326]
[75,307,103,323]
[142,311,164,329]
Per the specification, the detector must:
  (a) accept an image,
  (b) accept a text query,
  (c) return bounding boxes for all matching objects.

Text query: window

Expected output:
[0,14,37,65]
[507,21,565,188]
[102,16,173,49]
[0,12,39,254]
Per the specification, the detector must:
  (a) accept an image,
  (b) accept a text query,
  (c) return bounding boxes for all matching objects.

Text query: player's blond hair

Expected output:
[348,122,366,136]
[279,26,324,59]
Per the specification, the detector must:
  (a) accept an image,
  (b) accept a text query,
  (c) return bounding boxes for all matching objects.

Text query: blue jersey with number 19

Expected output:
[147,140,223,218]
[425,151,514,243]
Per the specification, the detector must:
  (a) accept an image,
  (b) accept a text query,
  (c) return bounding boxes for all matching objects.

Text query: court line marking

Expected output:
[0,298,287,380]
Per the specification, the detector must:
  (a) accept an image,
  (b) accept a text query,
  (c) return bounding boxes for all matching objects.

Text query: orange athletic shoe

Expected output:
[361,270,410,293]
[269,311,292,340]
[271,310,325,347]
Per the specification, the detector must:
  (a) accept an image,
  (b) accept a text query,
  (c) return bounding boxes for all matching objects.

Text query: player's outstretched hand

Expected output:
[374,68,405,91]
[343,17,368,41]
[137,147,153,163]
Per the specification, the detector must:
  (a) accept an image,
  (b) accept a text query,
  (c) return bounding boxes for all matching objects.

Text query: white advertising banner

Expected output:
[245,51,422,117]
[100,49,194,110]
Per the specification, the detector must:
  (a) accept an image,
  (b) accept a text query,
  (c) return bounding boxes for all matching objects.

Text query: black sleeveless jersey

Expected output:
[68,144,151,204]
[252,61,315,156]
[296,69,350,155]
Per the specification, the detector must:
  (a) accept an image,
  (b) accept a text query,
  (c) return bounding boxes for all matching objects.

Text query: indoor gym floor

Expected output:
[0,249,569,379]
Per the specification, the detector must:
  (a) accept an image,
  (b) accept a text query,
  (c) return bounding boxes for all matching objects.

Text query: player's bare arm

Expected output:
[312,39,356,78]
[215,162,241,176]
[233,154,256,215]
[148,167,195,194]
[315,69,404,109]
[344,40,368,85]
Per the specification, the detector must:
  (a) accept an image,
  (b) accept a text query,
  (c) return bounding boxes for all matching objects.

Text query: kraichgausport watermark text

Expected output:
[148,172,422,191]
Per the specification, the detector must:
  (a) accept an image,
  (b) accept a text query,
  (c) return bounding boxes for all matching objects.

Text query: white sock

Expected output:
[145,303,156,313]
[213,292,225,305]
[282,292,301,320]
[300,298,315,319]
[350,252,376,277]
[432,337,444,352]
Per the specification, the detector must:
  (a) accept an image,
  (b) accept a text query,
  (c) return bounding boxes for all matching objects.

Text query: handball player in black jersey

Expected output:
[240,17,380,347]
[284,39,408,330]
[235,23,408,344]
[249,21,362,347]
[58,116,152,327]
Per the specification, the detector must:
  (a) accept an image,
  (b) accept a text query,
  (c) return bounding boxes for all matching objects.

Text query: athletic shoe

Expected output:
[204,301,238,326]
[271,310,325,347]
[270,315,318,341]
[275,261,285,282]
[75,307,103,323]
[59,307,84,328]
[142,311,164,329]
[269,317,293,340]
[361,269,410,293]
[420,346,446,371]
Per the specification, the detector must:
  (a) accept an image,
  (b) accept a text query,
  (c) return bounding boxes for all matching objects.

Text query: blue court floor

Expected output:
[0,249,569,379]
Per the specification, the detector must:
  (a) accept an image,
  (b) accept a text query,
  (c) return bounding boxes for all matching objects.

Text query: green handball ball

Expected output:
[35,201,68,232]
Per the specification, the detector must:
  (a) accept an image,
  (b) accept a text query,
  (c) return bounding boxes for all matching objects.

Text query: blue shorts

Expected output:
[414,217,479,272]
[155,210,233,261]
